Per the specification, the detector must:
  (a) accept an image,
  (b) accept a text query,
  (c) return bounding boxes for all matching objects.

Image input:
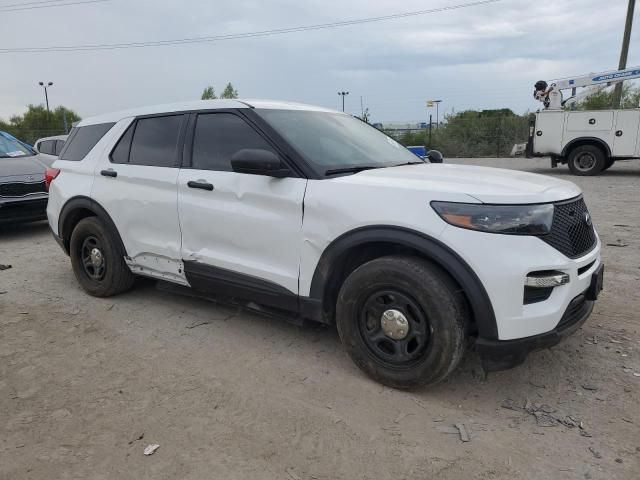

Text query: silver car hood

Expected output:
[0,155,49,181]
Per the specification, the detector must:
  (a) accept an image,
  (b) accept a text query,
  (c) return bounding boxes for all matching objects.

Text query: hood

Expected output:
[0,155,48,181]
[337,163,581,204]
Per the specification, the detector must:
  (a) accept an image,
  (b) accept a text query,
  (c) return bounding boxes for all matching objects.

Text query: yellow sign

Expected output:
[426,101,434,107]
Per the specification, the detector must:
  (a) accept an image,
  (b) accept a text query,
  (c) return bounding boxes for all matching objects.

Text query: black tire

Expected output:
[567,145,606,176]
[603,157,615,171]
[69,216,135,297]
[336,255,467,389]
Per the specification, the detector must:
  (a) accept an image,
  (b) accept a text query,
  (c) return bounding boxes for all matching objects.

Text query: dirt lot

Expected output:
[1,157,639,480]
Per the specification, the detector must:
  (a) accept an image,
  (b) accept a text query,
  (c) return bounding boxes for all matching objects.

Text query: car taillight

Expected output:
[45,168,60,191]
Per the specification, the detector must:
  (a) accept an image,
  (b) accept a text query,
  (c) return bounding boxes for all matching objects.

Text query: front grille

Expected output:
[0,198,48,223]
[539,197,596,258]
[0,182,46,197]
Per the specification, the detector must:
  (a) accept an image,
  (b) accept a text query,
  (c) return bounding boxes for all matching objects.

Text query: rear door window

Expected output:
[128,115,184,167]
[59,123,115,161]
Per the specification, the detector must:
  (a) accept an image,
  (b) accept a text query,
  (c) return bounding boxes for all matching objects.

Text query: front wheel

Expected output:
[567,145,606,176]
[70,216,135,297]
[336,255,467,389]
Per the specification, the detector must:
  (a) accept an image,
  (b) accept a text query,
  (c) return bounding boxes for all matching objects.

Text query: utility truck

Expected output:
[522,66,640,175]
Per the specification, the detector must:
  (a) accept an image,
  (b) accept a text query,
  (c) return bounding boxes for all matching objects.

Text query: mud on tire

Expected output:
[336,255,468,389]
[69,216,135,297]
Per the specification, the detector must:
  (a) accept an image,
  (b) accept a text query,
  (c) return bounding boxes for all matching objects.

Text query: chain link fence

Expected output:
[390,114,531,158]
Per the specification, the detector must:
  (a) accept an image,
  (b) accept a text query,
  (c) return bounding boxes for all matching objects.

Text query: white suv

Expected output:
[46,100,604,388]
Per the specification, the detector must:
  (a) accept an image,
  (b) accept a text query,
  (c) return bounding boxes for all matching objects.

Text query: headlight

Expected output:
[431,201,554,235]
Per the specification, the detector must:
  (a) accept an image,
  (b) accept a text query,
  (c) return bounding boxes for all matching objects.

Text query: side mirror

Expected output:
[230,149,291,178]
[427,149,444,163]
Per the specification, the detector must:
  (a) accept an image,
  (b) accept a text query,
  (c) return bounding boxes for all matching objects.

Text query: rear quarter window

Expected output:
[59,123,115,161]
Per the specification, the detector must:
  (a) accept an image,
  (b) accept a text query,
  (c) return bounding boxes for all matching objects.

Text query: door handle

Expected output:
[187,180,214,191]
[100,169,117,178]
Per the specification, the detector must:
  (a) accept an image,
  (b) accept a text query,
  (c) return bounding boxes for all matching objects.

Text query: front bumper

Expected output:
[476,291,593,371]
[439,223,601,340]
[0,195,48,225]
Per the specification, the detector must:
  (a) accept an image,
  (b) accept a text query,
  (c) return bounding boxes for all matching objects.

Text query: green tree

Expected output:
[220,82,239,99]
[392,109,530,158]
[201,86,217,100]
[0,105,81,144]
[575,84,640,110]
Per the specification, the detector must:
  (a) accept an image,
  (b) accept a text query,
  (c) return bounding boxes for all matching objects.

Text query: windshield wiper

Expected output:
[391,160,425,167]
[325,165,383,176]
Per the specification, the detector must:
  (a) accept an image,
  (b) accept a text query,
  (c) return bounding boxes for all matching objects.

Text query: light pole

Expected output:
[613,0,635,108]
[338,91,349,112]
[430,99,442,129]
[39,81,53,112]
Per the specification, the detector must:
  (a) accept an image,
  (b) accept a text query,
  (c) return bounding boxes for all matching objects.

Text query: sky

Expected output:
[1,0,639,123]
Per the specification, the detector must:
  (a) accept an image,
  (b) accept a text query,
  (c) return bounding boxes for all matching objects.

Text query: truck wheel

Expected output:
[336,255,467,389]
[567,145,605,176]
[603,158,615,171]
[69,216,135,297]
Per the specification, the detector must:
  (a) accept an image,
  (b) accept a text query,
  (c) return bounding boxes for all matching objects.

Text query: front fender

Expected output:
[308,225,498,340]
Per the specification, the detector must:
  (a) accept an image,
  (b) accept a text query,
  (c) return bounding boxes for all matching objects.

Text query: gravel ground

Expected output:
[1,157,639,480]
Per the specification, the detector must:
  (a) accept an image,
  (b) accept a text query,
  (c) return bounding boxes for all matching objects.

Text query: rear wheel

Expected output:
[70,216,135,297]
[603,157,615,171]
[336,255,467,389]
[567,145,606,176]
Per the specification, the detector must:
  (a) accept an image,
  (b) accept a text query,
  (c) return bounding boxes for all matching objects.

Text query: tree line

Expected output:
[393,109,530,158]
[393,85,640,158]
[0,105,81,145]
[201,82,239,100]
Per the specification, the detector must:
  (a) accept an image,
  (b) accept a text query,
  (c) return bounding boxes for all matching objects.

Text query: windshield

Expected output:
[0,132,34,158]
[257,110,422,174]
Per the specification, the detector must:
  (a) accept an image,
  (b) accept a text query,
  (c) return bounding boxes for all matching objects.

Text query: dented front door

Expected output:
[176,111,306,295]
[177,171,306,294]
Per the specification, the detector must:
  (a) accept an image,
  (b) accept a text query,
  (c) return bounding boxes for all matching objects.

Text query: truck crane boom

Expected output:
[534,66,640,110]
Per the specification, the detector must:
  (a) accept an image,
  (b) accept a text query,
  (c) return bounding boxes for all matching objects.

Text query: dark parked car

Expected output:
[0,131,51,225]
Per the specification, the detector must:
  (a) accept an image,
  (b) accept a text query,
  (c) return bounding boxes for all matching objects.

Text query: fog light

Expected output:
[525,271,570,288]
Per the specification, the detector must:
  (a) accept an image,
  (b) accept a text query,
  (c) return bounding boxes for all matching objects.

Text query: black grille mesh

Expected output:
[539,198,596,259]
[0,182,46,197]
